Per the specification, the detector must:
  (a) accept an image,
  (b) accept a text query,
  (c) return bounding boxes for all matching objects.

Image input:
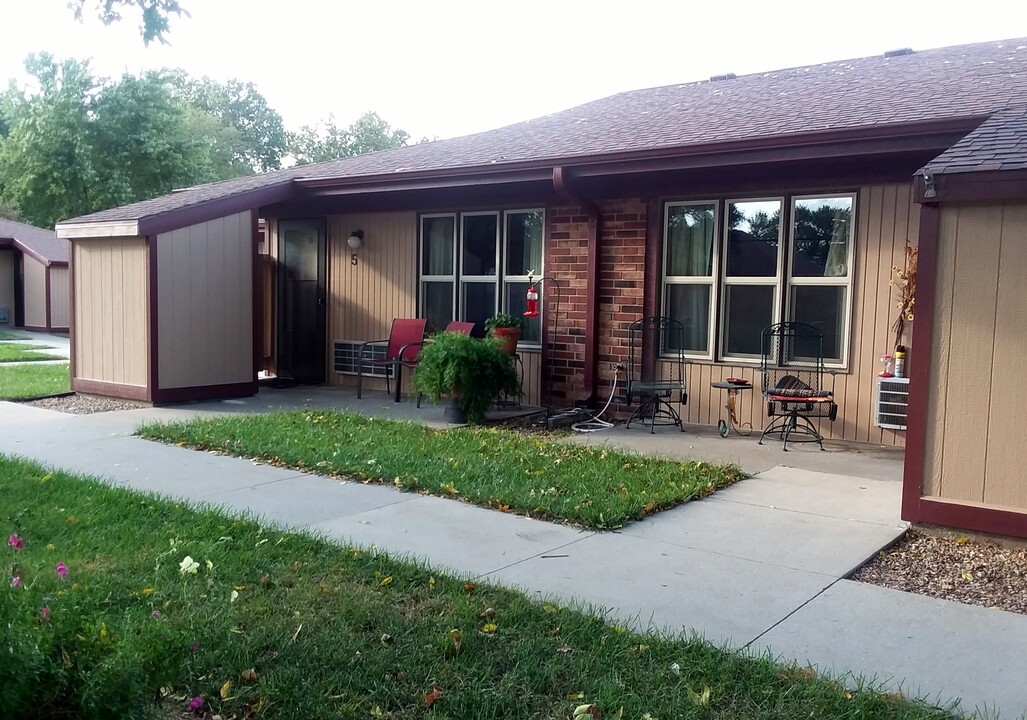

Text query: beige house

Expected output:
[56,38,1027,538]
[0,218,70,332]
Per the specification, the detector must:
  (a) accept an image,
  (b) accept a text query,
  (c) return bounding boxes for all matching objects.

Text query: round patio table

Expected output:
[711,381,754,437]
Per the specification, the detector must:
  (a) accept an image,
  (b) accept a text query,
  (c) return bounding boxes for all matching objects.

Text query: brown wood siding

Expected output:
[156,211,254,390]
[307,212,543,405]
[0,250,15,324]
[49,266,70,329]
[22,257,47,328]
[73,237,149,387]
[666,183,918,446]
[923,201,1027,510]
[325,212,417,394]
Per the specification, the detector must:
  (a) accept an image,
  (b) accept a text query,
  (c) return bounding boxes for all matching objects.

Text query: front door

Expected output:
[277,218,326,382]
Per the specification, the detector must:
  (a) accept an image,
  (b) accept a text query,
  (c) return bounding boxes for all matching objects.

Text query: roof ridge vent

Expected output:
[884,48,914,58]
[709,73,737,82]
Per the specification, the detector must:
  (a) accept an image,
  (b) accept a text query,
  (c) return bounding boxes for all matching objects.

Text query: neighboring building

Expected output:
[0,218,70,332]
[55,38,1027,537]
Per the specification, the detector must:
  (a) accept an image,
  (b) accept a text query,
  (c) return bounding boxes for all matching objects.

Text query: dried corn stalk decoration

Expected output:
[891,244,918,349]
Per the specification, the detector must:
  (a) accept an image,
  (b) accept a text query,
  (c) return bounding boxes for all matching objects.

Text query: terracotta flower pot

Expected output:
[491,327,521,354]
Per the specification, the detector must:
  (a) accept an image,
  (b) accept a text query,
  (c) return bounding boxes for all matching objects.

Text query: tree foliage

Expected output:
[177,76,287,173]
[289,111,410,165]
[72,0,188,45]
[0,54,282,227]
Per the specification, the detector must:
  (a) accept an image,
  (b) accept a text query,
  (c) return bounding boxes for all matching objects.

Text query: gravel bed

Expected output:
[22,393,145,415]
[853,529,1027,614]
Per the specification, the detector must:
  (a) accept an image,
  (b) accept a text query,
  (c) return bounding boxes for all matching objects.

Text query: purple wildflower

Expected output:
[7,534,24,550]
[10,576,21,588]
[186,696,204,712]
[39,607,51,623]
[55,562,68,579]
[152,610,161,619]
[189,641,200,655]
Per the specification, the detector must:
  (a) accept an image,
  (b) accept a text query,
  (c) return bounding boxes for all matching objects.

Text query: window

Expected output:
[418,209,544,345]
[661,193,855,367]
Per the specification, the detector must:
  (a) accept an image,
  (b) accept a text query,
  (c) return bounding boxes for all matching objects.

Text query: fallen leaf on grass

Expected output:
[479,607,495,618]
[463,582,476,592]
[424,684,442,707]
[241,668,258,683]
[687,684,711,707]
[556,645,573,654]
[370,704,388,718]
[573,703,601,718]
[482,622,498,634]
[219,680,232,700]
[448,629,462,653]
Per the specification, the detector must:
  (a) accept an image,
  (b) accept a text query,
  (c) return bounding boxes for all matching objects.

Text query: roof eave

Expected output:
[0,236,64,265]
[296,117,986,196]
[56,220,140,239]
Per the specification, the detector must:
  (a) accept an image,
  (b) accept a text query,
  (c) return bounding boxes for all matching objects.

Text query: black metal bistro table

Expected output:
[711,381,754,437]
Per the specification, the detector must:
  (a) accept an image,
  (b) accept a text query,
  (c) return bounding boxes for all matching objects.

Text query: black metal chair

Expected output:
[625,316,688,433]
[758,322,838,451]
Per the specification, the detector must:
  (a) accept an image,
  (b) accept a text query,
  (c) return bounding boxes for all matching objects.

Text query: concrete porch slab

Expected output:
[618,494,905,577]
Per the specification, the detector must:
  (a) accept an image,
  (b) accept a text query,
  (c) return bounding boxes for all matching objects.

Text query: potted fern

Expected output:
[413,331,520,424]
[484,313,525,354]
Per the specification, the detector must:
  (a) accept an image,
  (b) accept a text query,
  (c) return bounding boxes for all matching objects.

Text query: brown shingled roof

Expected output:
[59,37,1027,228]
[921,105,1027,174]
[0,217,68,264]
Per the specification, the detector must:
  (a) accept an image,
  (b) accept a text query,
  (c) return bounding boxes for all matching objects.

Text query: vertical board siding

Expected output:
[664,183,917,446]
[156,211,253,390]
[49,266,70,328]
[326,212,417,395]
[73,237,148,386]
[318,211,542,406]
[924,202,1027,511]
[22,257,47,328]
[984,202,1027,509]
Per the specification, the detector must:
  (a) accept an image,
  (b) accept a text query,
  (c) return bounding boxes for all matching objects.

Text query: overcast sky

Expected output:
[2,1,1025,141]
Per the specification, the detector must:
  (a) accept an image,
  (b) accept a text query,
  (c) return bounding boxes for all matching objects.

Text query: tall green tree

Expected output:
[0,54,100,227]
[178,76,287,172]
[72,0,188,45]
[290,111,409,165]
[0,56,250,227]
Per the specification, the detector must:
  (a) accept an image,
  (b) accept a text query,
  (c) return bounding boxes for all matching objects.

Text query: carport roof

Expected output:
[57,37,1027,237]
[0,217,68,264]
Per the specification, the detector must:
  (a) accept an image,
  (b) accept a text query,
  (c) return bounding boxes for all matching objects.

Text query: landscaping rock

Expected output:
[853,528,1027,615]
[22,393,144,415]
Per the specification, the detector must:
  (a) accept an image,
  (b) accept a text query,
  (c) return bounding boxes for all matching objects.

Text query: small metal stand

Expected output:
[524,274,563,427]
[711,381,753,437]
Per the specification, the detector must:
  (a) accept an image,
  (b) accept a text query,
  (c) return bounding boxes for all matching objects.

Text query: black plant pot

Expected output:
[442,397,468,424]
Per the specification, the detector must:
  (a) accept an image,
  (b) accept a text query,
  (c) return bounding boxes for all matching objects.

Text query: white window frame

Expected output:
[417,208,545,349]
[719,196,785,363]
[459,211,500,321]
[418,213,457,326]
[786,193,856,368]
[662,200,718,361]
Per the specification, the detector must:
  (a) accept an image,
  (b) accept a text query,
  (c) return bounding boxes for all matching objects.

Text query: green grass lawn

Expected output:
[0,362,70,399]
[0,455,957,720]
[138,411,742,530]
[0,342,59,363]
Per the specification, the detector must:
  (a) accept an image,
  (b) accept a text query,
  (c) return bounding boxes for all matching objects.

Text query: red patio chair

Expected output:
[356,318,428,403]
[415,321,476,408]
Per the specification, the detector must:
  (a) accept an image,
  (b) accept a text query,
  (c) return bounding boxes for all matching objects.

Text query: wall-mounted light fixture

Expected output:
[922,168,937,199]
[348,230,364,265]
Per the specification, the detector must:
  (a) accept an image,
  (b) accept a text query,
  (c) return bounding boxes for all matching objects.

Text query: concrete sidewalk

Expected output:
[0,329,69,365]
[0,398,1024,718]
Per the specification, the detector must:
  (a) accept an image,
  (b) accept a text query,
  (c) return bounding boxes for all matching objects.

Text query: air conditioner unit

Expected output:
[876,376,910,430]
[333,340,390,377]
[0,307,8,325]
